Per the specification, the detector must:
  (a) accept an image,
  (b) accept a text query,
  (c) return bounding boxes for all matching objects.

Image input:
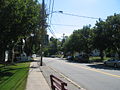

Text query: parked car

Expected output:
[51,55,56,58]
[117,61,120,67]
[66,56,73,60]
[74,54,89,63]
[104,59,120,68]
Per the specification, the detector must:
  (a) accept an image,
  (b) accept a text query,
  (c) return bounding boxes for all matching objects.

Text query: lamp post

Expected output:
[40,44,43,66]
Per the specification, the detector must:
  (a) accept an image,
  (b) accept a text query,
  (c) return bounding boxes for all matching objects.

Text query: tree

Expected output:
[0,0,43,63]
[63,35,75,57]
[44,37,57,56]
[93,19,108,60]
[106,13,120,58]
[63,25,93,60]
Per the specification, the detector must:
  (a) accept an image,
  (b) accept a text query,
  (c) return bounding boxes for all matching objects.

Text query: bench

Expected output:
[50,75,68,90]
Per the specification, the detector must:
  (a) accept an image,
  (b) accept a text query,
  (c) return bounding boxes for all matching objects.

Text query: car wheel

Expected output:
[114,64,117,68]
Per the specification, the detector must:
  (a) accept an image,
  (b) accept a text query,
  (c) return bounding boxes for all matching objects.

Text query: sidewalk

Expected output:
[26,59,51,90]
[41,66,84,90]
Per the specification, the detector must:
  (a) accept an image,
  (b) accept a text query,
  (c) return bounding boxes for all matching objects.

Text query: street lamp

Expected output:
[47,11,63,15]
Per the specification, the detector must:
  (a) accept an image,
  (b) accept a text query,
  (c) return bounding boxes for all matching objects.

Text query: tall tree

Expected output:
[93,19,108,60]
[106,13,120,58]
[0,0,43,62]
[63,25,93,60]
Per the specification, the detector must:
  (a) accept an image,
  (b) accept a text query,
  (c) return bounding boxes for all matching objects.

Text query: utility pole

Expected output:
[61,33,65,47]
[40,0,45,66]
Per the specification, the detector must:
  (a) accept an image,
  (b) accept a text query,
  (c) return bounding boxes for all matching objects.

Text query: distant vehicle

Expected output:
[104,59,120,68]
[32,54,36,58]
[66,56,73,60]
[117,61,120,67]
[74,54,89,63]
[36,54,40,57]
[51,55,56,58]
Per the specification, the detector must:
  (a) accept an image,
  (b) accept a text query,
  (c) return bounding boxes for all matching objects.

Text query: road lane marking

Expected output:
[74,65,120,77]
[61,61,120,78]
[48,66,86,90]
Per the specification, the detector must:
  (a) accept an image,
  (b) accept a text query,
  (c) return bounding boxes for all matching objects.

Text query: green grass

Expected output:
[89,56,110,62]
[0,62,30,90]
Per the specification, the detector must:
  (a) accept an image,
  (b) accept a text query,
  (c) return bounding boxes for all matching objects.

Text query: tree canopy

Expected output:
[63,13,120,60]
[0,0,43,62]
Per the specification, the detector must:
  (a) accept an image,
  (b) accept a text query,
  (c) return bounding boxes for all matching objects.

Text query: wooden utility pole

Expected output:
[40,0,45,66]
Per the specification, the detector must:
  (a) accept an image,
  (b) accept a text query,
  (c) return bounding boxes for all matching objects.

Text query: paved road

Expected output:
[43,57,120,90]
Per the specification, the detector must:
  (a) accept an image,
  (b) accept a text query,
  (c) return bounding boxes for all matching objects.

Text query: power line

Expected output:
[47,0,52,25]
[46,0,57,38]
[48,0,52,13]
[48,27,57,38]
[60,12,106,20]
[50,26,56,37]
[51,24,81,27]
[49,0,54,25]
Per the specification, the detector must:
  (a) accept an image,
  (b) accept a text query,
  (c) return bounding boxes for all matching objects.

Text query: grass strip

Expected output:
[0,62,30,90]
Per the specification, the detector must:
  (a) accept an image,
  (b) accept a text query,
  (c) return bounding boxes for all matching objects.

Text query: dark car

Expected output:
[51,55,56,58]
[75,54,89,63]
[104,59,120,68]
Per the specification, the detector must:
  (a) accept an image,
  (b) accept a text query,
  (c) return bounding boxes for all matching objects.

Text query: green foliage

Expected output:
[44,37,58,56]
[63,36,74,55]
[63,25,93,57]
[93,19,108,59]
[89,56,110,62]
[106,14,120,53]
[93,14,120,59]
[63,13,120,60]
[93,19,108,50]
[0,0,43,62]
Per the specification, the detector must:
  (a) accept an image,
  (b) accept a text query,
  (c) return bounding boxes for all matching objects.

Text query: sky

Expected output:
[42,0,120,38]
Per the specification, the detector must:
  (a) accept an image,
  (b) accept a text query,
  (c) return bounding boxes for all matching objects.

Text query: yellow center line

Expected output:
[75,65,120,78]
[61,61,120,78]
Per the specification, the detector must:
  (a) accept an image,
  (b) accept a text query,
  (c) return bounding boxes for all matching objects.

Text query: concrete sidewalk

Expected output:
[26,60,51,90]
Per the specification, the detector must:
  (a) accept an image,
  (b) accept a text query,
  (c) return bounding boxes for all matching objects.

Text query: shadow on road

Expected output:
[55,58,120,71]
[64,59,89,64]
[87,64,120,71]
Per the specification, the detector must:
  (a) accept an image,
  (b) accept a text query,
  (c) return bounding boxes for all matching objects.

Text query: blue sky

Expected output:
[42,0,120,38]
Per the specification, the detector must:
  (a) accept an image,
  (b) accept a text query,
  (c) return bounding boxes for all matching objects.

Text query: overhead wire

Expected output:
[48,0,51,24]
[60,12,105,20]
[49,0,54,25]
[47,0,57,38]
[51,24,81,27]
[46,1,106,38]
[48,26,57,38]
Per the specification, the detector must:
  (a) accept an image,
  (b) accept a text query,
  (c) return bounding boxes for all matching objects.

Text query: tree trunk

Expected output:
[0,50,5,63]
[8,50,12,62]
[11,47,15,63]
[100,49,104,60]
[71,51,74,60]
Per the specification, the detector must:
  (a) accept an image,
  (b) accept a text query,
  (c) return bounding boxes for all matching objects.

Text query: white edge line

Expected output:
[48,66,86,90]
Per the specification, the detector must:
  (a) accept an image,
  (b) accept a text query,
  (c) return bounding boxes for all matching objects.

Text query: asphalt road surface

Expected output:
[43,57,120,90]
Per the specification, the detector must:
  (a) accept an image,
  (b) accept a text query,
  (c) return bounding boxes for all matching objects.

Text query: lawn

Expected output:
[0,62,30,90]
[89,56,110,62]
